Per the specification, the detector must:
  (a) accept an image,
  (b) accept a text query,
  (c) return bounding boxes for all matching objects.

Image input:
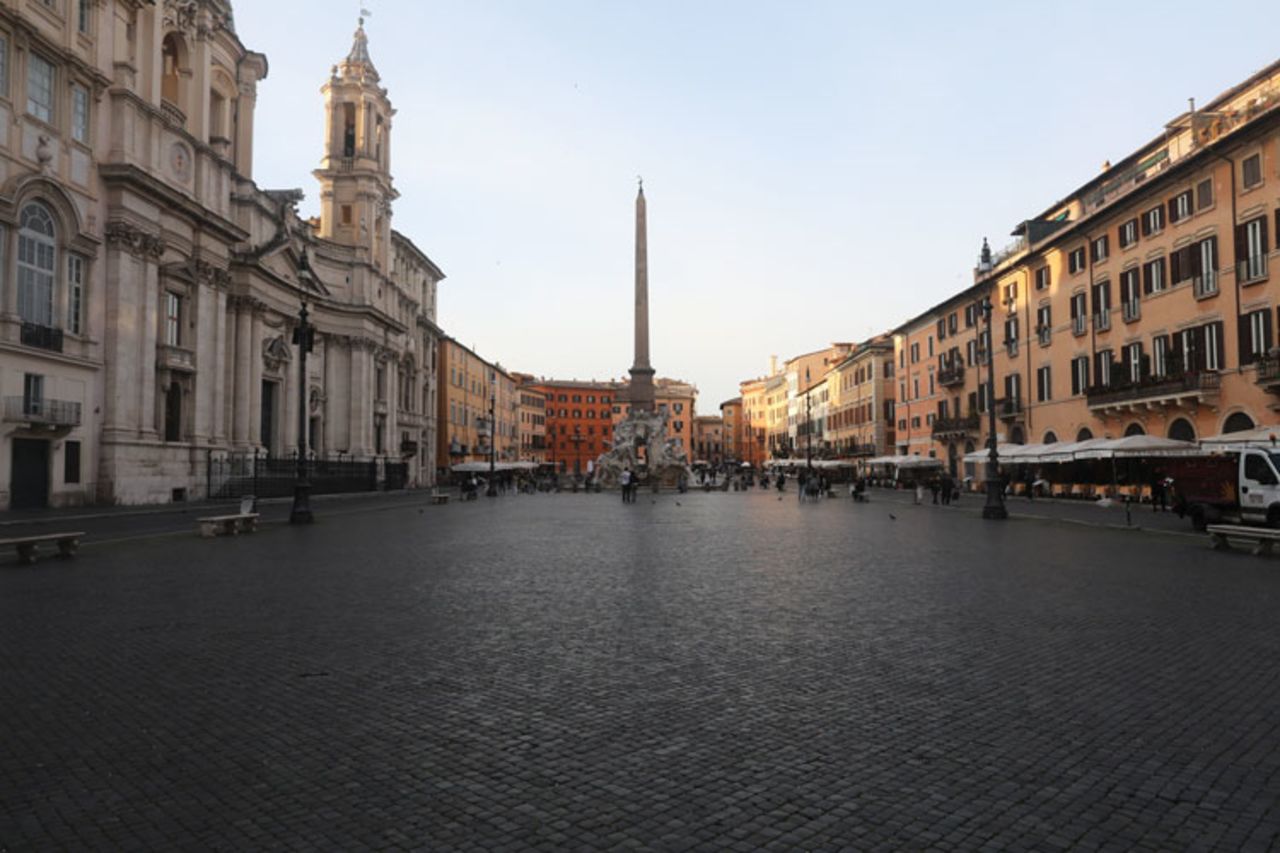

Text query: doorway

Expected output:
[11,438,50,509]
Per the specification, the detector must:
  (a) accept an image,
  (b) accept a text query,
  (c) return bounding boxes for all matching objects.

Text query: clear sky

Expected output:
[237,1,1277,410]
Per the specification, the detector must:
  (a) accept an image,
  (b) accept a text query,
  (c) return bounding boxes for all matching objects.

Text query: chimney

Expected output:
[768,354,778,376]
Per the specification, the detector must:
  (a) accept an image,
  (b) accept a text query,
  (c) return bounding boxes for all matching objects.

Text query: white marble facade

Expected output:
[0,1,443,509]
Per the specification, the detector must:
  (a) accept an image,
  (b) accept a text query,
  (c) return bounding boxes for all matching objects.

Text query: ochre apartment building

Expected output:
[437,338,517,470]
[892,60,1280,476]
[719,398,743,464]
[827,337,896,459]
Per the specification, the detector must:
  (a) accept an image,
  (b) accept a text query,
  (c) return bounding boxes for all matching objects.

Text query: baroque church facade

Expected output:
[0,0,444,509]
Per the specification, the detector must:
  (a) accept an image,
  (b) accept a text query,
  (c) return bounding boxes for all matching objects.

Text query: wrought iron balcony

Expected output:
[21,322,63,352]
[938,364,965,387]
[4,396,82,428]
[1072,315,1087,336]
[996,397,1023,421]
[1086,370,1220,412]
[1093,311,1111,332]
[1255,356,1280,391]
[1122,301,1141,322]
[1193,272,1218,299]
[932,413,981,438]
[1239,254,1269,285]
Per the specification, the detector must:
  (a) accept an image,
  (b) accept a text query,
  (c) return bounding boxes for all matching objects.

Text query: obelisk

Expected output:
[629,180,656,413]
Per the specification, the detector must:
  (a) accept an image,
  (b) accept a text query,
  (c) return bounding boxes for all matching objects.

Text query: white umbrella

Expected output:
[896,456,944,470]
[1035,437,1113,463]
[963,444,1011,464]
[1073,435,1201,460]
[1200,426,1280,451]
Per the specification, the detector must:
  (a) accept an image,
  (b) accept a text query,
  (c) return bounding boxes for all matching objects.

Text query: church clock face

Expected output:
[169,142,192,181]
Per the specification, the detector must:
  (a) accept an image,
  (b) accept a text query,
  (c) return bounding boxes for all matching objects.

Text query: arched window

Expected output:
[1009,425,1026,445]
[1167,418,1196,442]
[161,33,188,119]
[1043,431,1058,444]
[1223,411,1255,434]
[964,440,976,454]
[1124,422,1146,437]
[18,202,56,327]
[1076,427,1094,442]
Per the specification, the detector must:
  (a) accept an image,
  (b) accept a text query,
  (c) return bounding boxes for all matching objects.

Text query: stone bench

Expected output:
[197,513,259,538]
[1207,524,1280,555]
[0,531,85,565]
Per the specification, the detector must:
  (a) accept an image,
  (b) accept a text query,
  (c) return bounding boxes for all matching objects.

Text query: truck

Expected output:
[1169,447,1280,529]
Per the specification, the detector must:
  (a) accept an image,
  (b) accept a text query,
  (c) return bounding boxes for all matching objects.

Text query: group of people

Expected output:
[619,468,639,503]
[911,474,960,506]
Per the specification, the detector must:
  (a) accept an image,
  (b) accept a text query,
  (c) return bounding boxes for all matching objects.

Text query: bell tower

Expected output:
[314,17,399,270]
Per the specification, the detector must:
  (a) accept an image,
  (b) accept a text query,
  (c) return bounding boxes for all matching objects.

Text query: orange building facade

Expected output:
[534,380,616,475]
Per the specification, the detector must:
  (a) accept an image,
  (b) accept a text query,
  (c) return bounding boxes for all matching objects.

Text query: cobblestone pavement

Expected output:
[2,491,1278,851]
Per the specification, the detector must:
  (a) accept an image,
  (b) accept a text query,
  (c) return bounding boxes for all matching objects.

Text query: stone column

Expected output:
[386,357,398,455]
[212,288,227,443]
[628,183,655,413]
[284,325,299,457]
[322,336,339,454]
[138,257,161,439]
[248,307,263,449]
[192,282,218,444]
[101,247,139,437]
[349,340,367,456]
[233,303,251,446]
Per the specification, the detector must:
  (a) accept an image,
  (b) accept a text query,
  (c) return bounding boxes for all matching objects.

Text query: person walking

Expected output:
[1151,470,1168,512]
[621,468,632,503]
[940,474,953,506]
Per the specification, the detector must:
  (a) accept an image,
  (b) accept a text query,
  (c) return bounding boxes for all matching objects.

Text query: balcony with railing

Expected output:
[156,343,195,372]
[996,397,1023,421]
[1255,356,1280,392]
[21,322,64,352]
[1072,314,1087,336]
[1086,370,1221,413]
[1239,254,1269,285]
[1193,272,1218,298]
[4,396,82,430]
[1037,326,1051,346]
[932,413,981,438]
[1122,300,1141,323]
[938,364,965,387]
[1093,311,1111,332]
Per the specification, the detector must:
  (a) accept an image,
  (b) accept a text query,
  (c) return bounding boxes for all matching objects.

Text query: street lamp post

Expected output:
[289,297,315,525]
[486,372,498,497]
[981,296,1008,520]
